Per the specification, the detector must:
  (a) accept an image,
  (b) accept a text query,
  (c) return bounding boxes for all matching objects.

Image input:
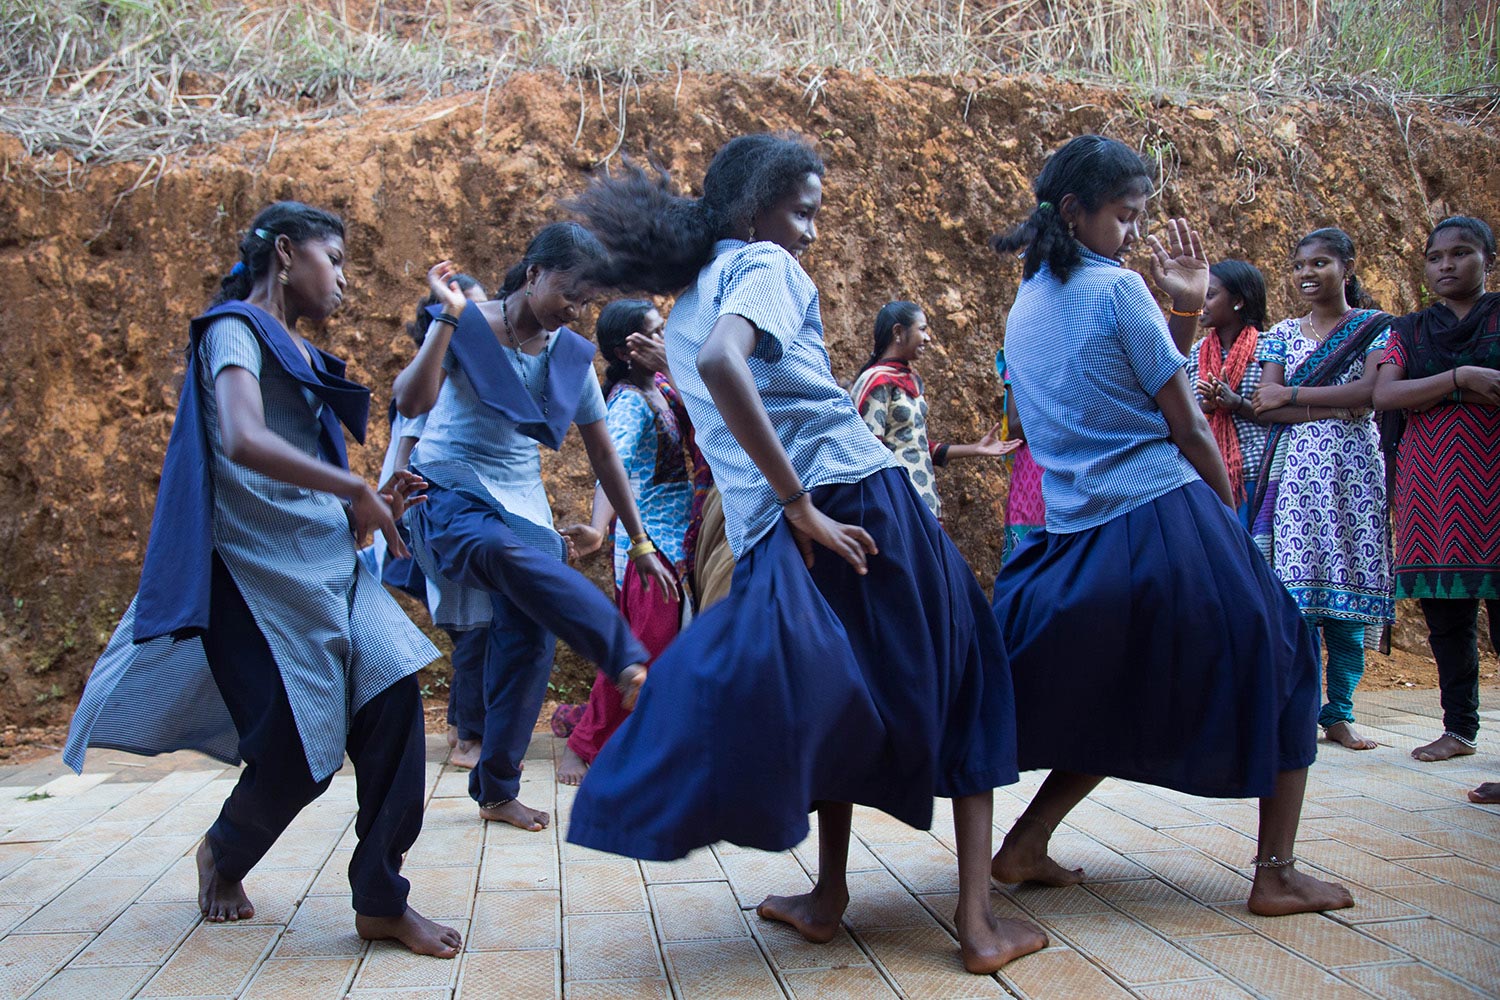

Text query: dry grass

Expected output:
[1,0,1496,170]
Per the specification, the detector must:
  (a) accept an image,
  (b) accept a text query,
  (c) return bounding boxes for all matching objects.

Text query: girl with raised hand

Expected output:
[394,223,669,832]
[64,201,461,957]
[1186,260,1271,529]
[1250,227,1395,752]
[991,136,1353,918]
[1373,216,1500,764]
[567,133,1045,974]
[850,300,1019,519]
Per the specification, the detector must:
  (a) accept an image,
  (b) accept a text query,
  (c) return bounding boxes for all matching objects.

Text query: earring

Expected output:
[748,225,757,242]
[1068,221,1076,239]
[278,268,290,285]
[1233,304,1242,311]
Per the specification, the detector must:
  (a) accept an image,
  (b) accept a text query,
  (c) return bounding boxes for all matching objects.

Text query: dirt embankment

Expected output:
[2,72,1497,731]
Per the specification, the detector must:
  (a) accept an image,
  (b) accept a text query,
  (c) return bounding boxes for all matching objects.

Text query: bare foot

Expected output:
[954,907,1048,974]
[448,738,480,770]
[1469,782,1500,804]
[479,798,550,831]
[1248,864,1355,916]
[356,907,462,958]
[756,884,849,944]
[1412,734,1476,762]
[1323,721,1378,751]
[991,818,1085,886]
[617,664,647,711]
[558,745,589,786]
[196,839,254,922]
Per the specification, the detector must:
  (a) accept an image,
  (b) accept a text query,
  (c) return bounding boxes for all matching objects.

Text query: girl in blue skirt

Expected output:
[566,134,1046,973]
[990,135,1353,917]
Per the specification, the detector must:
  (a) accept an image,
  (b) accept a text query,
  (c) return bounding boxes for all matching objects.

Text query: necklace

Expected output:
[501,294,550,417]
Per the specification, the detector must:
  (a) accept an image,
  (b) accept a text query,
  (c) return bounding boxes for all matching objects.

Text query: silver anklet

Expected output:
[1251,855,1296,869]
[1443,731,1479,749]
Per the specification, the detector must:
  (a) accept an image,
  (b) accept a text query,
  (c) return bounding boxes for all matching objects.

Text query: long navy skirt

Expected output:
[568,467,1018,861]
[993,479,1319,799]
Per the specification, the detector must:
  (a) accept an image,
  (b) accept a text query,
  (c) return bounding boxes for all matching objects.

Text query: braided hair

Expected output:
[213,202,345,306]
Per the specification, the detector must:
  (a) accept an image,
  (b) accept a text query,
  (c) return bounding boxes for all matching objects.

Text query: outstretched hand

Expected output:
[559,523,606,558]
[972,421,1024,457]
[352,483,409,559]
[426,260,470,316]
[1146,217,1209,310]
[782,496,878,574]
[379,470,428,521]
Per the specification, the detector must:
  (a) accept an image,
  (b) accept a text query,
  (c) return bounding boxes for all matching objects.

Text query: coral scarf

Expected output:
[1197,325,1258,505]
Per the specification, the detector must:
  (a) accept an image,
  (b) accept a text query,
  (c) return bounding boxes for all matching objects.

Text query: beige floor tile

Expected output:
[850,806,931,846]
[793,828,882,874]
[564,976,670,999]
[1127,850,1254,905]
[649,881,749,941]
[486,816,559,849]
[467,890,560,951]
[258,826,345,871]
[1392,854,1500,900]
[663,937,781,999]
[456,948,557,999]
[842,867,940,931]
[782,965,899,999]
[1133,978,1256,999]
[999,946,1134,999]
[404,823,484,869]
[1318,795,1451,835]
[73,899,201,965]
[0,842,46,880]
[717,850,814,907]
[479,844,559,891]
[640,849,724,884]
[403,864,477,921]
[1089,879,1244,937]
[423,796,482,830]
[433,768,473,799]
[1163,824,1259,867]
[349,920,467,990]
[1096,791,1212,830]
[868,840,959,895]
[138,855,199,903]
[1046,912,1217,985]
[1321,882,1430,924]
[1408,825,1500,865]
[37,819,144,859]
[562,912,663,980]
[307,850,354,897]
[1362,917,1500,991]
[26,963,156,999]
[1006,883,1114,917]
[0,902,35,935]
[751,918,869,972]
[1411,805,1500,838]
[1037,832,1150,882]
[1181,933,1370,999]
[240,867,321,926]
[240,956,357,998]
[561,859,647,915]
[1341,960,1490,1000]
[1299,840,1442,889]
[860,925,1008,998]
[1304,816,1451,860]
[0,931,92,998]
[273,895,366,958]
[0,854,98,905]
[137,922,280,997]
[918,889,1034,936]
[14,875,149,933]
[1061,803,1184,854]
[1221,908,1404,967]
[89,833,198,879]
[1381,882,1500,938]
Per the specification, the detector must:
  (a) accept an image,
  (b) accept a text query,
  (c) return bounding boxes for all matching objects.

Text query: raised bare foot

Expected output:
[479,798,550,831]
[991,818,1085,886]
[1248,864,1355,916]
[448,738,480,770]
[196,839,254,922]
[1469,782,1500,804]
[558,745,589,786]
[1412,734,1476,762]
[954,907,1047,974]
[356,907,462,958]
[1323,722,1378,751]
[617,664,647,711]
[756,884,849,944]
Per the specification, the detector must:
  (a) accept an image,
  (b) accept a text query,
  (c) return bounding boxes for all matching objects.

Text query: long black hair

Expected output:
[1208,260,1268,330]
[405,273,483,346]
[496,221,607,299]
[213,201,345,306]
[569,133,826,294]
[857,301,923,377]
[595,298,656,395]
[1428,215,1496,258]
[1296,227,1377,310]
[991,135,1153,284]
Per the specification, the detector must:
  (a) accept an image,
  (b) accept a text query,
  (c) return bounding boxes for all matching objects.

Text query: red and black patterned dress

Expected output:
[1384,295,1500,600]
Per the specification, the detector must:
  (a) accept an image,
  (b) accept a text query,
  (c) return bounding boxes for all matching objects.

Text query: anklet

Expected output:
[1444,731,1479,749]
[479,799,514,811]
[1251,855,1296,869]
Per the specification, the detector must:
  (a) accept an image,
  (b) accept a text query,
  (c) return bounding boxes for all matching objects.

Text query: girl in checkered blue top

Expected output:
[990,135,1354,919]
[565,133,1047,975]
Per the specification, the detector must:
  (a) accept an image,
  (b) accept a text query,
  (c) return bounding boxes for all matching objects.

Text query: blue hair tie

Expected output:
[230,260,246,276]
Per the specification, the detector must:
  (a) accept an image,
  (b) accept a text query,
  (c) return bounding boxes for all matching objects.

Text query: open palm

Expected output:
[1146,217,1208,308]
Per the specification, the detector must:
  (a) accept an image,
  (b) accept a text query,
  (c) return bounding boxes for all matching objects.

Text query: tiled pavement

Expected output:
[0,687,1496,999]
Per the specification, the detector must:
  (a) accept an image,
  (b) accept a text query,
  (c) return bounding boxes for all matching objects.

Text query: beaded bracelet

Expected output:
[1167,305,1203,317]
[775,486,810,507]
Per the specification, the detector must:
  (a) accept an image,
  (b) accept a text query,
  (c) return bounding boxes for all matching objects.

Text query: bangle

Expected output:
[1168,305,1202,317]
[1453,368,1461,391]
[627,539,657,560]
[1448,389,1463,403]
[432,312,460,328]
[1306,405,1313,421]
[1290,386,1300,405]
[775,486,809,507]
[629,532,649,544]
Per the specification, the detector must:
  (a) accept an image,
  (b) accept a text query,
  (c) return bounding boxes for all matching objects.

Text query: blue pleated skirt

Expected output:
[567,467,1018,860]
[993,480,1318,799]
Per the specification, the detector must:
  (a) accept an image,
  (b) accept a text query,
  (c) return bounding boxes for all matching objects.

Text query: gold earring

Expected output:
[278,268,290,285]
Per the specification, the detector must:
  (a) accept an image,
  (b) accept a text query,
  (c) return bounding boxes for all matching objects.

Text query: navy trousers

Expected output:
[202,555,425,917]
[444,627,487,743]
[415,484,648,806]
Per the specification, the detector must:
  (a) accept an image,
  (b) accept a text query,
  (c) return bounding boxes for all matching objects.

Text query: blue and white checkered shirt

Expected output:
[665,240,896,557]
[1003,248,1199,533]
